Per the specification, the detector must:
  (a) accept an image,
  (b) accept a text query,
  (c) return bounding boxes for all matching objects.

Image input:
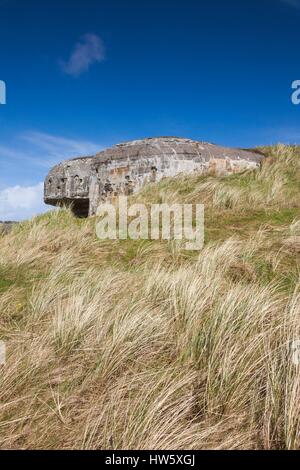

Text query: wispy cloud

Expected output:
[0,144,52,169]
[0,131,102,169]
[21,131,101,160]
[0,182,47,221]
[0,131,103,220]
[280,0,300,9]
[60,33,105,77]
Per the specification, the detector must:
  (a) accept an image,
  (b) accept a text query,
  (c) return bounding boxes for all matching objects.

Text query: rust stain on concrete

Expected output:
[44,137,264,217]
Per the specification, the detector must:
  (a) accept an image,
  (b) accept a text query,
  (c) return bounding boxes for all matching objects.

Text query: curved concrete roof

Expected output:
[44,136,264,217]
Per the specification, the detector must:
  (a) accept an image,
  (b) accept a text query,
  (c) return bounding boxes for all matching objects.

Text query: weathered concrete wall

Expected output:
[44,156,94,217]
[44,137,264,217]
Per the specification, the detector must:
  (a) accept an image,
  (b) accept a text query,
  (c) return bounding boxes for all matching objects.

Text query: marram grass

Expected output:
[0,145,299,449]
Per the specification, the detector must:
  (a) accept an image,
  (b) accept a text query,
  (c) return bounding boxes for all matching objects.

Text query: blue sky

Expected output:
[0,0,300,220]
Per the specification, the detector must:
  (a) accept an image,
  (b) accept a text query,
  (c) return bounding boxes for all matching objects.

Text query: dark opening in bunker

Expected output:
[71,199,90,218]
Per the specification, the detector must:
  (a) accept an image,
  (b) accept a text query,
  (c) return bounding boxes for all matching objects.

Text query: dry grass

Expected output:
[0,145,299,449]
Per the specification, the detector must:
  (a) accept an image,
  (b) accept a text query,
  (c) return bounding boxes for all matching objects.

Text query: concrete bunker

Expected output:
[44,137,264,217]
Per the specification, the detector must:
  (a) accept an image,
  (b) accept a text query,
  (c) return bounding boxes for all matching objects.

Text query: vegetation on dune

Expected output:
[0,145,299,449]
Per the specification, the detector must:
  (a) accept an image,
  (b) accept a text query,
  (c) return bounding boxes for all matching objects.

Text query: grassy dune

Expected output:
[0,145,299,449]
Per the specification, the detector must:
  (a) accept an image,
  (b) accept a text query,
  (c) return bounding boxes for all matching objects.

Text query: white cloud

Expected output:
[0,131,104,220]
[60,33,105,77]
[0,182,48,221]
